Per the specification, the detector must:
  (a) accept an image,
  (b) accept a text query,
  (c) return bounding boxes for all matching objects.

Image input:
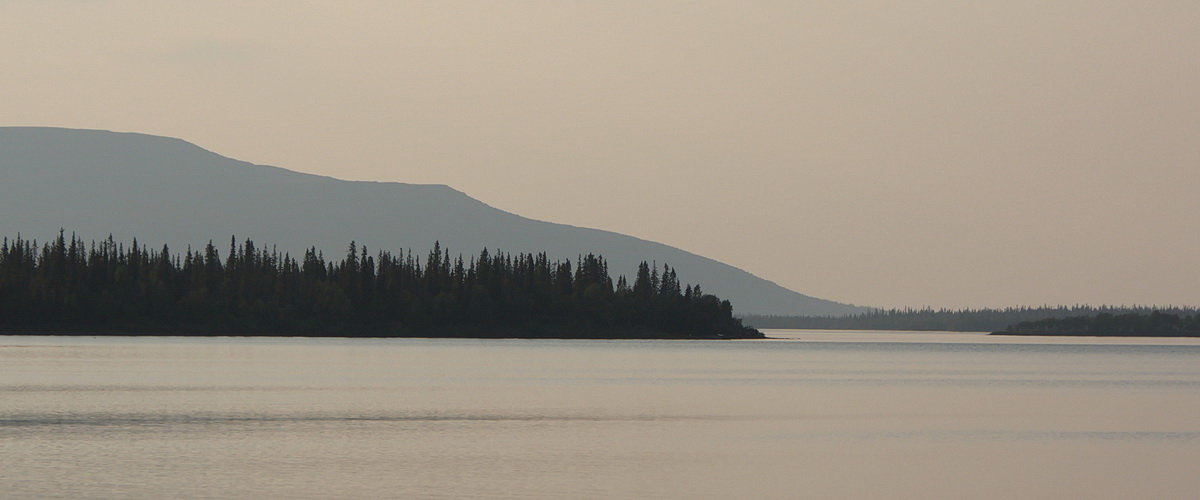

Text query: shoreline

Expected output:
[990,332,1200,338]
[0,325,764,340]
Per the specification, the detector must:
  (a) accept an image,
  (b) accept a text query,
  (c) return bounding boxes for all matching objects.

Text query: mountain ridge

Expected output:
[0,126,865,316]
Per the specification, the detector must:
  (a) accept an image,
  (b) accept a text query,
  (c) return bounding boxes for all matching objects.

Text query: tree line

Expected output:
[0,232,761,339]
[742,305,1200,332]
[999,311,1200,337]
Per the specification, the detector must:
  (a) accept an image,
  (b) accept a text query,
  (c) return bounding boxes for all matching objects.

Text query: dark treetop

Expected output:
[0,232,762,339]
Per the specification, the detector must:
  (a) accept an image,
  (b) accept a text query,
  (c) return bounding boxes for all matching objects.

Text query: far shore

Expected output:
[990,331,1200,338]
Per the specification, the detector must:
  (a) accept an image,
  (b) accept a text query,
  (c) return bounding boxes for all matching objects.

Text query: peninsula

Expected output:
[0,233,762,339]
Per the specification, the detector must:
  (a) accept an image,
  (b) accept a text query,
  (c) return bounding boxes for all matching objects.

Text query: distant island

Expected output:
[743,306,1200,333]
[992,311,1200,337]
[0,232,762,339]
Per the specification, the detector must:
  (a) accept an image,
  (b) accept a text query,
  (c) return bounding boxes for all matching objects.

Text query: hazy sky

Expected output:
[3,1,1197,309]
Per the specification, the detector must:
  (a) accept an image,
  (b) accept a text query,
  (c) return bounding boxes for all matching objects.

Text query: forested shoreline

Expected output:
[0,232,762,339]
[743,306,1199,333]
[995,311,1200,337]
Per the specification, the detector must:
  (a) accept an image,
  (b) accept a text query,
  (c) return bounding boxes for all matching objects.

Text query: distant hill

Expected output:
[0,127,865,316]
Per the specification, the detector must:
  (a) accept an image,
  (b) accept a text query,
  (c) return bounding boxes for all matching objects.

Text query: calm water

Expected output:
[3,330,1200,499]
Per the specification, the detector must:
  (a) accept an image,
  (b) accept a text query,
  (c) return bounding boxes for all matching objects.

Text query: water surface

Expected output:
[3,331,1199,498]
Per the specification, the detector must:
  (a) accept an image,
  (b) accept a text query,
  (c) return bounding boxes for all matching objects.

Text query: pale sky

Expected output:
[3,1,1198,309]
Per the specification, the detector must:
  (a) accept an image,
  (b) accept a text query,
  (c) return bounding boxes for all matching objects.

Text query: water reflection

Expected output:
[2,332,1199,499]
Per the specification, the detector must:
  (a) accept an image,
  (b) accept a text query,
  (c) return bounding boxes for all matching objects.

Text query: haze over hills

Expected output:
[0,127,864,316]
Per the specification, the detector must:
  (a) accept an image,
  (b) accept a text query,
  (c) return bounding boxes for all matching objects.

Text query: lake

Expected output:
[3,330,1199,499]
